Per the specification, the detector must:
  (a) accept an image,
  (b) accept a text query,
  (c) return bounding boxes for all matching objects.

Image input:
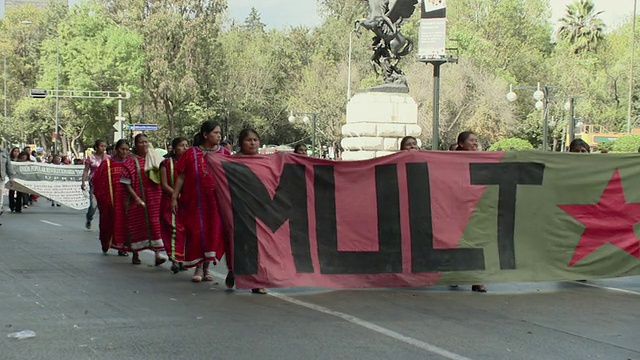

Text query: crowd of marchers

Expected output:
[0,125,593,295]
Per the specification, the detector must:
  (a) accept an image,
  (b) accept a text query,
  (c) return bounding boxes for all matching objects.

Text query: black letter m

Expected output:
[222,162,313,275]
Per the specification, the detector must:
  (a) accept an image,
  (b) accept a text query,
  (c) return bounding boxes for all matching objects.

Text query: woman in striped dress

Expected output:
[120,134,166,266]
[171,120,230,282]
[160,137,188,273]
[93,139,130,256]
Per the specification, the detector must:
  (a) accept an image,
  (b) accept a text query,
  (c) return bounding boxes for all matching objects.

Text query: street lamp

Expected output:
[54,37,60,155]
[564,96,576,143]
[628,0,638,133]
[289,111,318,157]
[506,85,517,102]
[507,82,561,151]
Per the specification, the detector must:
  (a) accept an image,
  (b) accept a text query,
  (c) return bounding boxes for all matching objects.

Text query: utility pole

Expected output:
[568,96,575,143]
[3,55,6,125]
[29,89,131,145]
[628,0,638,133]
[55,37,60,154]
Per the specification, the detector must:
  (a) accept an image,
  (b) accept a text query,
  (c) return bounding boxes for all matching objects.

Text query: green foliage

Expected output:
[448,0,552,85]
[611,135,640,153]
[596,141,614,152]
[35,1,144,154]
[0,0,631,157]
[557,0,605,53]
[408,58,517,148]
[488,138,534,151]
[242,7,266,33]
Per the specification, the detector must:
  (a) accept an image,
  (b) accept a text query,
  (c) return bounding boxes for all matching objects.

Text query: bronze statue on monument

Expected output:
[355,0,419,91]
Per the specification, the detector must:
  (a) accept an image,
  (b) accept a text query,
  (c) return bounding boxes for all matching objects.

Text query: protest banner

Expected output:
[207,151,640,289]
[7,162,89,210]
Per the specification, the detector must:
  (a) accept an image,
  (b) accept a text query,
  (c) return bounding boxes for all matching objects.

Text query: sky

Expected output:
[225,0,322,28]
[226,0,636,30]
[551,0,634,29]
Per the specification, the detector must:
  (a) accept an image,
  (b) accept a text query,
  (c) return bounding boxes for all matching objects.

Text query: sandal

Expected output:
[225,271,235,289]
[117,251,129,257]
[471,285,487,293]
[132,253,141,265]
[203,269,214,282]
[171,262,180,274]
[251,288,267,295]
[155,257,167,266]
[192,266,203,283]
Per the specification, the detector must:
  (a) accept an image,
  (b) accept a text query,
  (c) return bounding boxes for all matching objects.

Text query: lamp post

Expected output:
[628,0,638,133]
[54,37,60,155]
[507,83,562,151]
[565,96,576,144]
[288,111,318,157]
[3,55,6,126]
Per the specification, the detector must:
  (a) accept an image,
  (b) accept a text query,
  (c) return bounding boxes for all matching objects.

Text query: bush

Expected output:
[488,138,534,151]
[611,135,640,153]
[596,141,614,152]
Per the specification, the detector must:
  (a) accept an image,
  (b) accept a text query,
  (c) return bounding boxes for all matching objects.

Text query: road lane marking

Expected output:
[268,292,473,360]
[570,281,640,296]
[206,269,472,360]
[40,220,62,227]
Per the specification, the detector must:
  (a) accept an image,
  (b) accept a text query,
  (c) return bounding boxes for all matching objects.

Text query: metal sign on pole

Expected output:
[29,88,132,146]
[129,124,158,131]
[417,0,458,150]
[29,89,131,100]
[29,89,47,98]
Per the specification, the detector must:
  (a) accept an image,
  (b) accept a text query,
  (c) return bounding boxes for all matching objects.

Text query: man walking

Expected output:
[0,145,15,223]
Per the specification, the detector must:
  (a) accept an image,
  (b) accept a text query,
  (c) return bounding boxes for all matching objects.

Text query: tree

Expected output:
[37,2,144,155]
[488,137,533,150]
[557,0,605,53]
[406,59,517,149]
[102,0,227,144]
[611,134,640,152]
[242,7,266,33]
[0,4,59,146]
[4,0,637,154]
[217,25,293,143]
[447,0,552,85]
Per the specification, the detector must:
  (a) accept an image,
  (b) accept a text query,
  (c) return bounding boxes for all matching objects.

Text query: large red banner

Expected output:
[207,151,640,289]
[208,151,501,289]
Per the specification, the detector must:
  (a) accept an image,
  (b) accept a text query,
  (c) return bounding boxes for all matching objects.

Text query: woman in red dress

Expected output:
[171,120,230,282]
[93,139,130,256]
[120,134,166,266]
[224,128,267,295]
[160,137,188,273]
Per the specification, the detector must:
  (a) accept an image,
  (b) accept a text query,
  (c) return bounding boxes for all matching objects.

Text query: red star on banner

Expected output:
[559,169,640,266]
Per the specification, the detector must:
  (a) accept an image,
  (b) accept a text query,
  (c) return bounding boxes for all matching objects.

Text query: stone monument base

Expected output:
[341,91,421,161]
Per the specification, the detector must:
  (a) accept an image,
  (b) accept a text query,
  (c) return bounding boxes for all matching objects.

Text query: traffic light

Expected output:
[29,89,47,98]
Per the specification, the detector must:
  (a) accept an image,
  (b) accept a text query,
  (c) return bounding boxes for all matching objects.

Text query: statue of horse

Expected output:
[355,0,418,86]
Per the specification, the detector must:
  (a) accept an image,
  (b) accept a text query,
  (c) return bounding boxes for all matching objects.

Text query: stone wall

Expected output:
[341,91,421,160]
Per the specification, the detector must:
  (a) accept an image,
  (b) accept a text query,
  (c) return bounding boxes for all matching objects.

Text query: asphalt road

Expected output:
[1,201,639,360]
